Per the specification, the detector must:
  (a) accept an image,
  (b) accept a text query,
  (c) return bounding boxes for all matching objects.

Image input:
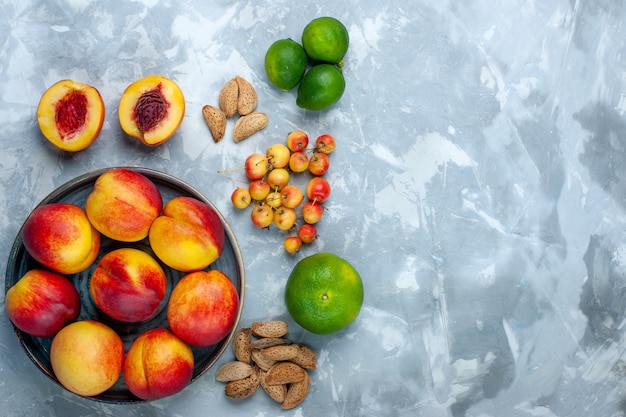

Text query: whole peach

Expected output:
[6,269,80,337]
[123,328,194,400]
[22,203,101,275]
[50,320,124,397]
[90,248,166,322]
[85,168,163,242]
[149,196,225,272]
[167,270,239,347]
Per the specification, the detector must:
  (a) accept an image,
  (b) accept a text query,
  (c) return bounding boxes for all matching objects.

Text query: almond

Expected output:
[236,75,258,116]
[224,365,260,399]
[232,327,252,364]
[201,105,226,142]
[250,337,292,350]
[232,112,268,143]
[251,349,276,371]
[265,362,306,385]
[219,77,238,118]
[251,320,288,338]
[282,369,310,409]
[290,344,317,370]
[259,369,287,403]
[261,345,300,362]
[215,361,253,382]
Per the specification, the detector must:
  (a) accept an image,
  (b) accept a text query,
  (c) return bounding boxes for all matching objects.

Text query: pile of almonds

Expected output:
[215,320,316,409]
[202,75,269,143]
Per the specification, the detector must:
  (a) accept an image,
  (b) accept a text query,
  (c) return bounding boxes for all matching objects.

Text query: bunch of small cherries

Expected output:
[230,130,335,253]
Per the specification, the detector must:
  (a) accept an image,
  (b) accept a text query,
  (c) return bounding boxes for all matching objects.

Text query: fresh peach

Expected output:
[118,75,185,146]
[37,79,105,152]
[6,269,80,337]
[50,320,124,397]
[149,196,225,272]
[22,203,101,275]
[167,270,239,347]
[124,328,194,400]
[90,248,166,323]
[85,168,163,242]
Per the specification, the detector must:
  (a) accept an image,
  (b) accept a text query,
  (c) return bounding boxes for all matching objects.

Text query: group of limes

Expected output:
[265,17,349,111]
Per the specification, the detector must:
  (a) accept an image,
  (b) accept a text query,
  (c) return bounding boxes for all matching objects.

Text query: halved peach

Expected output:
[118,75,185,146]
[36,80,105,152]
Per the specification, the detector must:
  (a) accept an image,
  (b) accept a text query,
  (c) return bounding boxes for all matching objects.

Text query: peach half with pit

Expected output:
[89,248,167,323]
[6,269,80,338]
[22,203,101,275]
[149,196,225,272]
[167,270,239,347]
[85,168,163,242]
[50,320,124,397]
[123,328,194,400]
[118,75,185,146]
[37,79,105,152]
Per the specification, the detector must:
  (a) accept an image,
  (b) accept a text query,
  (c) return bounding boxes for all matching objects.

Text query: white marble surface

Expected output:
[2,0,626,416]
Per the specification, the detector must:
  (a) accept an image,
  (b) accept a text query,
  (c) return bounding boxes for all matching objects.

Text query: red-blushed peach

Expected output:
[50,320,124,397]
[22,203,101,275]
[85,168,163,242]
[123,328,194,400]
[89,248,166,323]
[118,75,185,146]
[149,196,225,272]
[167,270,239,347]
[6,269,80,337]
[37,79,105,152]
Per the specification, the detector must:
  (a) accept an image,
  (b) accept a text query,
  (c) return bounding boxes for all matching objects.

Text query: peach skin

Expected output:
[149,196,225,272]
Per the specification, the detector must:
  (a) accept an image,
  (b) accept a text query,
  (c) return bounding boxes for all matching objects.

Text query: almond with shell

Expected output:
[265,362,307,385]
[259,368,287,403]
[290,344,317,370]
[224,365,260,399]
[260,344,300,362]
[215,361,253,382]
[251,349,277,371]
[250,336,292,350]
[282,369,310,410]
[232,327,252,363]
[236,76,258,116]
[202,105,226,142]
[219,77,239,118]
[251,320,289,338]
[233,112,268,142]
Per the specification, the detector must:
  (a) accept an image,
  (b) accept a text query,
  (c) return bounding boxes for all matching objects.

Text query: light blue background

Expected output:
[2,1,626,416]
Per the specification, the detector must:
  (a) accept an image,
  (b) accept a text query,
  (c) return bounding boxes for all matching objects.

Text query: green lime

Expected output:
[296,64,345,111]
[264,38,308,91]
[301,17,349,65]
[284,252,364,335]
